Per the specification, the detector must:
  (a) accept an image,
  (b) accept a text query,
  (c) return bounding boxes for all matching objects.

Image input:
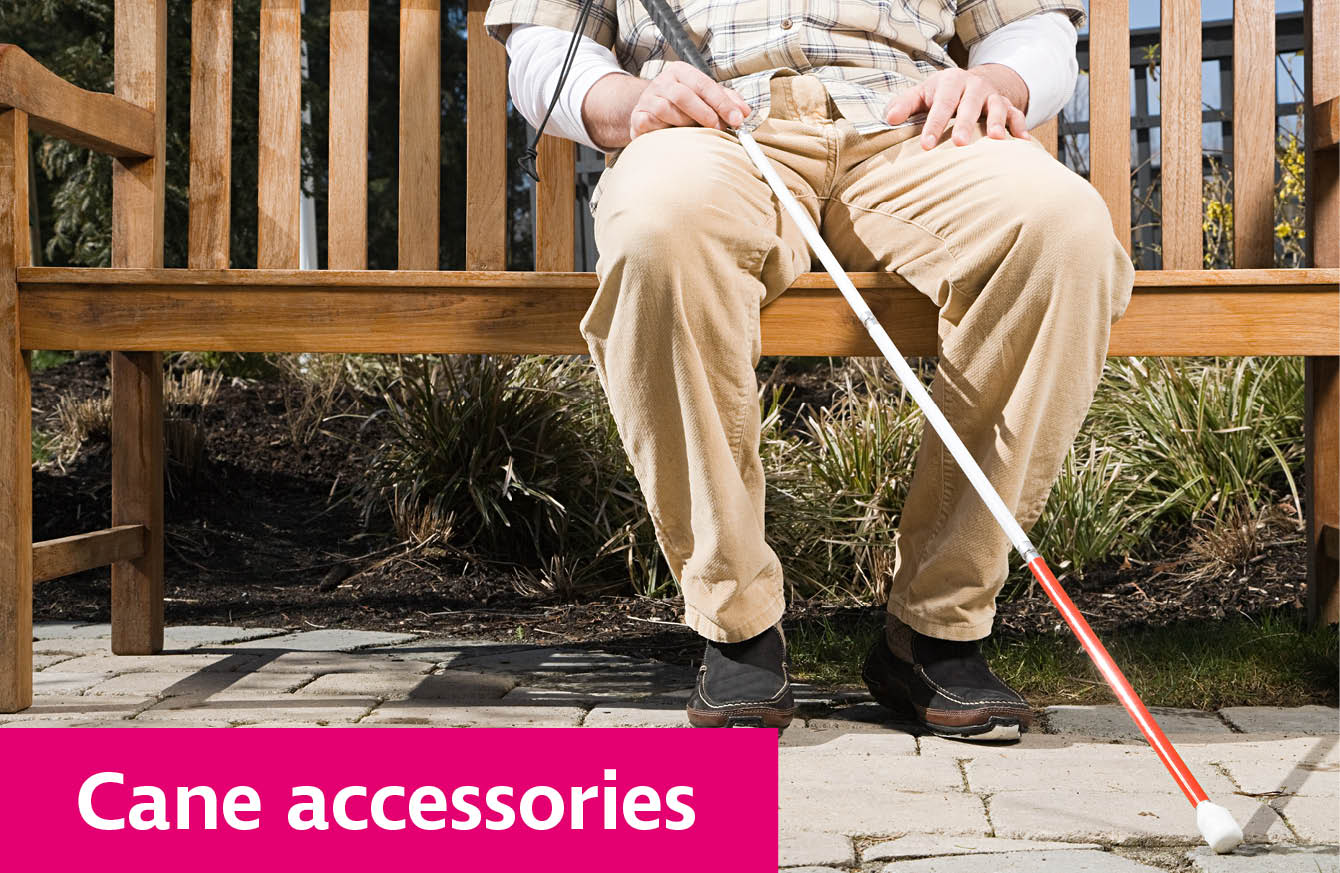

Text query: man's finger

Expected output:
[921,78,962,149]
[985,94,1010,139]
[673,65,750,128]
[629,108,669,139]
[885,84,927,125]
[952,81,988,145]
[1007,105,1028,139]
[644,93,700,129]
[663,81,726,129]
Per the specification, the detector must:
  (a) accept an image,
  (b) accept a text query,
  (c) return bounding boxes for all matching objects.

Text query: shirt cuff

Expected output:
[968,11,1079,129]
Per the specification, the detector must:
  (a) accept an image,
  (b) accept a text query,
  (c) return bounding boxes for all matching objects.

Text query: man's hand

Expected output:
[885,64,1029,150]
[582,61,750,151]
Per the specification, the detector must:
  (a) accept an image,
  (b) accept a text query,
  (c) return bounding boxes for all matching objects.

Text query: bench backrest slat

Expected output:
[1088,0,1132,256]
[535,137,576,270]
[465,0,507,269]
[257,0,301,269]
[1232,0,1276,268]
[112,0,165,268]
[1158,0,1204,269]
[1305,0,1338,269]
[329,0,369,269]
[188,0,232,270]
[399,0,441,269]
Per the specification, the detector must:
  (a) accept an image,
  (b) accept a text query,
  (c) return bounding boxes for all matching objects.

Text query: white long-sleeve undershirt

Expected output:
[505,12,1079,153]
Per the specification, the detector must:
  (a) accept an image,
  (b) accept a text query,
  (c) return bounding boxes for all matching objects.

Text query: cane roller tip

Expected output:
[1196,801,1244,854]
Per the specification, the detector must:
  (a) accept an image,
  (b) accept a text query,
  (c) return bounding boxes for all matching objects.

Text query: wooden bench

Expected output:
[1,0,1337,713]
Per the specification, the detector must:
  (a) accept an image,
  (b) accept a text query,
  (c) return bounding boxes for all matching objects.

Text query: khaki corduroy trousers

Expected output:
[580,74,1135,643]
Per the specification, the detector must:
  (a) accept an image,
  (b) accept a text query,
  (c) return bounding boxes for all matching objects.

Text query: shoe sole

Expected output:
[685,706,794,730]
[862,648,1027,743]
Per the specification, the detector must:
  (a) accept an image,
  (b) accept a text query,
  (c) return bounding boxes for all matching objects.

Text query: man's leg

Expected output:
[580,124,812,725]
[825,125,1135,737]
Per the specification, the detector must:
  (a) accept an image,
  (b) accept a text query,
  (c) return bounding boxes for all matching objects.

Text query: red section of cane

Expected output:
[1025,555,1209,807]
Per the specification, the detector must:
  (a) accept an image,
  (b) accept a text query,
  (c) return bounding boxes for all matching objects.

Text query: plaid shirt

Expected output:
[484,0,1086,134]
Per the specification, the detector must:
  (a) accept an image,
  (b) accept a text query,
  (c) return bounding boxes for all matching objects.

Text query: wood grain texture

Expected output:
[0,108,32,712]
[1318,97,1339,151]
[1032,118,1058,159]
[1159,0,1202,269]
[1305,0,1339,269]
[535,136,575,271]
[258,0,301,269]
[188,0,232,269]
[329,0,369,269]
[1232,0,1275,268]
[16,267,1339,357]
[1306,356,1339,625]
[466,0,507,269]
[112,0,166,270]
[33,525,147,585]
[111,0,166,658]
[0,44,155,157]
[399,0,440,270]
[1088,0,1131,254]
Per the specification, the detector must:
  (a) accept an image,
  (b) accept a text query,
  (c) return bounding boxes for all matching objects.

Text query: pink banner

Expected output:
[1,727,778,871]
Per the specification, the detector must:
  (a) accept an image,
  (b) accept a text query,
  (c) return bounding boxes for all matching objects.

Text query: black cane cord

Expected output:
[518,0,599,182]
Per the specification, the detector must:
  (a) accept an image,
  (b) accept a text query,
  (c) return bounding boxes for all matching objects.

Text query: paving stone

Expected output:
[520,663,695,697]
[51,653,258,674]
[964,743,1237,795]
[863,836,1102,861]
[1270,796,1340,843]
[136,698,377,725]
[785,731,918,758]
[1181,737,1339,798]
[780,867,847,872]
[32,672,112,696]
[3,718,232,728]
[1186,844,1338,872]
[299,670,515,700]
[365,640,539,664]
[32,638,112,656]
[1218,706,1339,736]
[0,696,154,722]
[446,646,646,674]
[162,626,286,648]
[226,629,418,652]
[778,831,854,867]
[807,702,908,731]
[32,622,109,640]
[360,702,584,727]
[582,705,688,728]
[780,724,885,748]
[246,651,432,674]
[501,687,609,705]
[917,732,1081,757]
[1043,706,1231,739]
[85,670,315,700]
[33,653,76,670]
[988,789,1288,845]
[881,850,1167,871]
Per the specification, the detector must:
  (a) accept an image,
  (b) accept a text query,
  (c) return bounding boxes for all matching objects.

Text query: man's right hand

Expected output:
[582,61,750,150]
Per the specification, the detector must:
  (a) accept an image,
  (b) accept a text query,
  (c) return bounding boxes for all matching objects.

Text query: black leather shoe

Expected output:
[686,624,795,729]
[862,618,1031,741]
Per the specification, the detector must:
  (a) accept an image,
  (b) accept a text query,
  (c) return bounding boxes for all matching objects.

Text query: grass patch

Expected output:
[30,350,74,372]
[786,609,1338,709]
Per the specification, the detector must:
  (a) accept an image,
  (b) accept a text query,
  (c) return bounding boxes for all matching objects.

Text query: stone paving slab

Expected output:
[50,653,259,674]
[135,698,378,725]
[1180,737,1339,798]
[360,702,585,727]
[1043,705,1231,739]
[779,867,845,873]
[988,789,1288,845]
[3,718,234,728]
[880,850,1166,871]
[918,732,1081,757]
[1219,706,1339,736]
[226,629,418,652]
[33,622,109,640]
[241,651,431,674]
[445,646,647,674]
[0,696,155,722]
[32,653,76,671]
[360,639,534,663]
[1186,844,1339,872]
[162,626,286,648]
[33,638,118,657]
[582,705,688,728]
[777,831,854,867]
[963,743,1238,795]
[1269,795,1340,843]
[125,671,319,704]
[297,670,516,700]
[784,731,919,758]
[780,789,989,838]
[863,836,1103,861]
[32,672,114,696]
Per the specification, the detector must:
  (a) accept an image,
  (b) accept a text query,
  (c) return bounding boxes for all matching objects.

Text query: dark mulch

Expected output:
[29,353,1313,670]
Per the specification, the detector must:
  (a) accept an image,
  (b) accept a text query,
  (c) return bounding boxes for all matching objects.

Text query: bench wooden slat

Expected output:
[188,0,232,270]
[258,0,301,269]
[535,136,576,270]
[33,525,147,585]
[1088,0,1131,254]
[399,0,440,270]
[0,44,155,158]
[329,0,369,269]
[16,267,1339,357]
[466,0,507,269]
[1159,0,1202,269]
[1233,0,1275,268]
[1319,97,1339,151]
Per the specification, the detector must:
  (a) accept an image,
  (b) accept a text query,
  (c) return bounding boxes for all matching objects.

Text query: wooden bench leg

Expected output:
[110,351,163,655]
[1305,355,1339,626]
[1,108,33,712]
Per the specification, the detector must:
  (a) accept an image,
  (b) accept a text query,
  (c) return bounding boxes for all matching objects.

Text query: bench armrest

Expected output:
[0,44,154,158]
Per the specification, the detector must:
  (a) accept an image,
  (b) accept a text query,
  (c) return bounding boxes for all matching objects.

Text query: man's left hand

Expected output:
[885,64,1029,150]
